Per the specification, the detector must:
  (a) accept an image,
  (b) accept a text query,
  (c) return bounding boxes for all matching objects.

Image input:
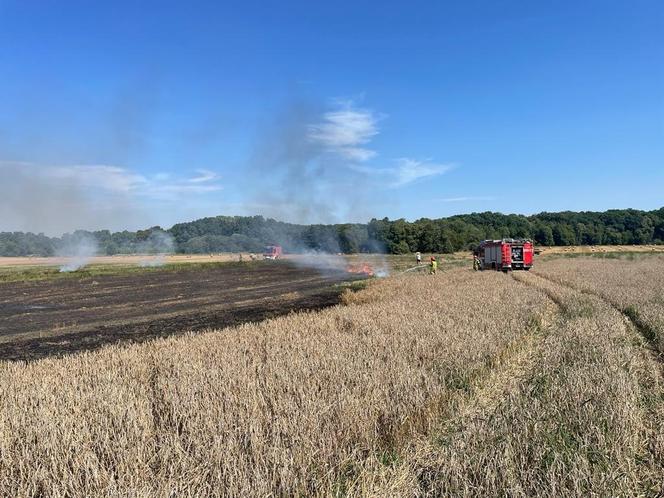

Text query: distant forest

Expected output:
[1,208,663,257]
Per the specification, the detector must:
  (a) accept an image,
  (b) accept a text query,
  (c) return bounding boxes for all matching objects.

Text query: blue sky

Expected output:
[0,1,662,233]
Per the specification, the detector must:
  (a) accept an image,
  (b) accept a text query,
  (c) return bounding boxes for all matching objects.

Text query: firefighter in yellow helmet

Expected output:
[430,256,437,274]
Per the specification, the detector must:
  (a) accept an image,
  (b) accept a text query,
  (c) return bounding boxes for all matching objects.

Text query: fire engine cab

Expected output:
[474,239,533,272]
[263,245,283,260]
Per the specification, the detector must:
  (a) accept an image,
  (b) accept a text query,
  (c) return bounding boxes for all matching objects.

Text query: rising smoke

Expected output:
[291,250,390,277]
[0,161,146,271]
[57,232,99,272]
[292,251,348,274]
[246,99,381,226]
[245,99,390,275]
[137,231,175,267]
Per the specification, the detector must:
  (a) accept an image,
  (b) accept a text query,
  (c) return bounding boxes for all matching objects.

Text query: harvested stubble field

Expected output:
[0,256,663,496]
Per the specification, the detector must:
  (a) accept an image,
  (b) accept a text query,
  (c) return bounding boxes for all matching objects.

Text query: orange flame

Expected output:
[346,262,374,276]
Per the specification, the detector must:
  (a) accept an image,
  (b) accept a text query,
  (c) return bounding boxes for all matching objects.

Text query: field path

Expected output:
[444,297,558,429]
[529,269,664,366]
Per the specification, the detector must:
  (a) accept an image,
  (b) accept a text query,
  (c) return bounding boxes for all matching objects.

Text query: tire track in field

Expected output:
[442,317,548,431]
[357,282,559,495]
[456,299,559,423]
[530,270,664,365]
[418,284,559,445]
[440,273,564,421]
[512,269,664,494]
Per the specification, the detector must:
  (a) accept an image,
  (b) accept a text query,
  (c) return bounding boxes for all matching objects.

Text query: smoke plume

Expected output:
[242,99,391,275]
[292,251,348,274]
[57,232,99,272]
[138,231,175,267]
[246,99,381,225]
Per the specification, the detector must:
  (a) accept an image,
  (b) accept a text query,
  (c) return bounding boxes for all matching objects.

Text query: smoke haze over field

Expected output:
[0,161,222,235]
[0,161,147,235]
[0,162,133,236]
[138,231,176,267]
[57,232,98,272]
[0,97,449,241]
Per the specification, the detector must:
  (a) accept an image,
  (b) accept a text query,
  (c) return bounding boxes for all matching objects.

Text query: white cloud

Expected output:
[48,165,148,193]
[187,169,219,184]
[307,102,380,161]
[390,158,454,187]
[146,183,222,195]
[305,101,453,190]
[4,161,222,199]
[349,158,453,188]
[436,196,496,202]
[145,169,222,199]
[341,147,377,162]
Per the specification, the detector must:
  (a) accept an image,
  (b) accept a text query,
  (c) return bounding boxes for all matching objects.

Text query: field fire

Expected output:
[346,262,375,276]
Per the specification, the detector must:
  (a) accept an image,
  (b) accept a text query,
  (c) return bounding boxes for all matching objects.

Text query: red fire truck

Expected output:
[263,245,283,260]
[474,239,533,271]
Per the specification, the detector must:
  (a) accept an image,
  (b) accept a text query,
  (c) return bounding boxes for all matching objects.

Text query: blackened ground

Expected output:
[0,262,361,362]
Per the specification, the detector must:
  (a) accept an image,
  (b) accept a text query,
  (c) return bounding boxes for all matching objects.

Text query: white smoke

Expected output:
[137,231,175,267]
[241,99,392,277]
[246,99,381,225]
[58,232,99,272]
[372,257,390,278]
[293,251,348,273]
[291,251,390,278]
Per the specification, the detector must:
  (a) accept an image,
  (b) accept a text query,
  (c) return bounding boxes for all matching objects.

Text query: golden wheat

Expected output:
[535,255,664,353]
[358,269,664,496]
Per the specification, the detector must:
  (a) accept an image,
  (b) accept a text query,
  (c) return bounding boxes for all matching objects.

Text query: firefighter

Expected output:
[430,256,437,274]
[416,252,421,265]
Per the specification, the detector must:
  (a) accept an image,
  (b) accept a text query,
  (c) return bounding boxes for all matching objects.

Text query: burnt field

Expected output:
[0,262,360,361]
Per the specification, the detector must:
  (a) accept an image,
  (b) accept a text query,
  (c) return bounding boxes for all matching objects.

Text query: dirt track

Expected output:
[0,262,360,362]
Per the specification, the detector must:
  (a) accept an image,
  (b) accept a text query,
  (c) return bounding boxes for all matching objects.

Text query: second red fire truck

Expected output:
[263,245,283,260]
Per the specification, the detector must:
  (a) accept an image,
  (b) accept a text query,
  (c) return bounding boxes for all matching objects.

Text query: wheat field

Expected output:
[0,257,662,496]
[534,255,664,354]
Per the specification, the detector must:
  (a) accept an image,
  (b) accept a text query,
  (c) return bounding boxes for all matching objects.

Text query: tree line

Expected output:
[1,208,663,257]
